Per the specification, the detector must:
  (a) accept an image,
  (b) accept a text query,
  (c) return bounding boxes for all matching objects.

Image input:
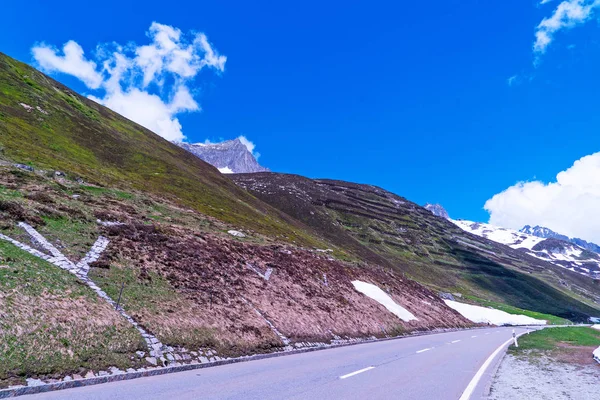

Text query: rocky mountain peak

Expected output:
[176,138,269,174]
[520,225,600,254]
[424,203,449,219]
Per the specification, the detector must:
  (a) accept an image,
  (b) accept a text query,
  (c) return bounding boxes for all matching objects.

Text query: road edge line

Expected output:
[458,331,528,400]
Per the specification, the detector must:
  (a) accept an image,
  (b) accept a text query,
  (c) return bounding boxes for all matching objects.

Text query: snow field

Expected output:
[444,300,547,326]
[351,280,418,322]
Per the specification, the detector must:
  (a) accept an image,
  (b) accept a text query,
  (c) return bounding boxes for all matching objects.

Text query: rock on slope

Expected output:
[177,139,268,174]
[453,220,600,278]
[231,173,600,321]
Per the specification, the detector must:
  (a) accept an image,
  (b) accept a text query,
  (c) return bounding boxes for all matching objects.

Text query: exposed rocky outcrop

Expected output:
[176,139,268,174]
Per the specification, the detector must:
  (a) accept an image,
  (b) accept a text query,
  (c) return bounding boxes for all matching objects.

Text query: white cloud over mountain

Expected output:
[485,152,600,243]
[32,22,226,142]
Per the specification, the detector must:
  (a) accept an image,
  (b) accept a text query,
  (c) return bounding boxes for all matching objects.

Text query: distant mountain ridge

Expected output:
[520,225,600,254]
[453,220,600,278]
[177,138,268,174]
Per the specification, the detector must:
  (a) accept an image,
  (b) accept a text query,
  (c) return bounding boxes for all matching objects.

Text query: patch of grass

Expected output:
[90,264,178,313]
[89,263,220,349]
[509,327,600,353]
[37,216,97,259]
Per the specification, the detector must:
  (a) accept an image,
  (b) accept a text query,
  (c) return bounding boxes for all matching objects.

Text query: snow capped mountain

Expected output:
[520,225,600,254]
[520,225,567,240]
[424,203,449,219]
[176,138,268,174]
[452,220,600,278]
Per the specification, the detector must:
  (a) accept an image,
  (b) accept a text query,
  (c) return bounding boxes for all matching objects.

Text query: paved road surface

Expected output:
[25,327,536,400]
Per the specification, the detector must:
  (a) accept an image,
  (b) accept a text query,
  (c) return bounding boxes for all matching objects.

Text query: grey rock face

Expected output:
[176,138,268,174]
[424,203,449,219]
[521,225,600,254]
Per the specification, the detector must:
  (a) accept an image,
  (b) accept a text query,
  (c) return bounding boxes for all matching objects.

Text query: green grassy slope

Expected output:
[232,173,600,322]
[0,52,327,248]
[509,327,600,353]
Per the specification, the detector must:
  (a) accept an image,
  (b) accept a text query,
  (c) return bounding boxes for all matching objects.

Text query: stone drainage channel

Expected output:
[0,221,356,389]
[0,222,177,365]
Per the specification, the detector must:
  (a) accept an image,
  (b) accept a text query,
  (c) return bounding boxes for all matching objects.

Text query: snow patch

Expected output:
[592,324,600,331]
[227,230,246,238]
[218,166,234,174]
[352,280,417,322]
[444,300,546,326]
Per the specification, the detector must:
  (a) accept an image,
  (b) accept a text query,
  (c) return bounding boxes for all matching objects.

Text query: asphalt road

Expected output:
[25,326,536,400]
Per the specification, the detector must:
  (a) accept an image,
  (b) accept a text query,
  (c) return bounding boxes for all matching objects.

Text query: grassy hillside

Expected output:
[232,173,600,321]
[0,238,144,386]
[0,52,329,248]
[0,163,470,387]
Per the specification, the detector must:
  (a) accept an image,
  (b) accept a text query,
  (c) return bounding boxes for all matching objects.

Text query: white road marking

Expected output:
[416,347,433,353]
[459,331,527,400]
[339,366,375,379]
[471,335,478,338]
[450,340,461,343]
[485,333,490,335]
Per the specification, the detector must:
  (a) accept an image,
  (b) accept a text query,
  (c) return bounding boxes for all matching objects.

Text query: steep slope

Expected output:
[177,139,268,173]
[232,173,600,321]
[0,52,473,386]
[453,220,600,278]
[521,225,600,254]
[0,52,312,244]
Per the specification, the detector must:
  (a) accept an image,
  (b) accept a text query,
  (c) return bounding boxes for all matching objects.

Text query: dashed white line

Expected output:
[485,333,490,335]
[416,347,433,353]
[471,335,478,338]
[339,366,375,379]
[450,340,461,343]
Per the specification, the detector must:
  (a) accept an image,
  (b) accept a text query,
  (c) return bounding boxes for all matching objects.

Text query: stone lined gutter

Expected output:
[0,326,491,398]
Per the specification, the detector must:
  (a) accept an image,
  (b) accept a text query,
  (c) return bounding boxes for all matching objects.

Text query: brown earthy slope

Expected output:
[232,172,600,321]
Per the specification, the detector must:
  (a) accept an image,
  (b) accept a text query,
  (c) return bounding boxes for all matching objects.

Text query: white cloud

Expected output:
[32,41,104,89]
[238,135,261,159]
[540,0,555,4]
[485,152,600,243]
[507,75,518,86]
[533,0,600,55]
[31,22,226,142]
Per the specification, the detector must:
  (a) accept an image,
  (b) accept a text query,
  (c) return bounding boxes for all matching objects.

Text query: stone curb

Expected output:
[0,325,498,398]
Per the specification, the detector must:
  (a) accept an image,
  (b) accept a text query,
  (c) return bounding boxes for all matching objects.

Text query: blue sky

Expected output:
[2,0,600,240]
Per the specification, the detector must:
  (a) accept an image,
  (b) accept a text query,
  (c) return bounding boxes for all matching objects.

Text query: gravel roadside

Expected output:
[487,353,599,400]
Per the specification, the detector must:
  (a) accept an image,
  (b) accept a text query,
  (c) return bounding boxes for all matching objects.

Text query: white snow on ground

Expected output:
[592,324,600,331]
[451,220,544,249]
[444,300,547,326]
[452,219,600,278]
[352,280,417,322]
[218,166,234,174]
